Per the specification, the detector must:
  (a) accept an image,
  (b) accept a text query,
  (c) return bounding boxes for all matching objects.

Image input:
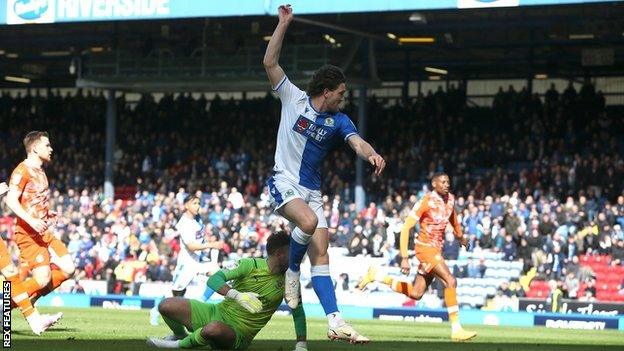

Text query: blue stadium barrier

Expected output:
[534,313,620,330]
[36,293,624,330]
[371,307,535,327]
[277,304,373,320]
[36,293,91,308]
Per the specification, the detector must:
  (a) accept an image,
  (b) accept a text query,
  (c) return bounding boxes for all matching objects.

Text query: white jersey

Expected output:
[175,215,205,267]
[271,76,358,191]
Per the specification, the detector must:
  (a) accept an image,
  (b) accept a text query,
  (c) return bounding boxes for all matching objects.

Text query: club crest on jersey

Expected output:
[222,260,239,272]
[284,189,295,199]
[293,116,329,143]
[275,280,284,289]
[324,117,335,127]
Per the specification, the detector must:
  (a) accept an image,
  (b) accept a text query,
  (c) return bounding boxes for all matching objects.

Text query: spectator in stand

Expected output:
[611,239,624,266]
[564,272,580,299]
[443,232,460,260]
[503,234,517,261]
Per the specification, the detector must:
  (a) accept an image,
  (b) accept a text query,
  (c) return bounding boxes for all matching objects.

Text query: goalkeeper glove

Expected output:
[226,289,263,313]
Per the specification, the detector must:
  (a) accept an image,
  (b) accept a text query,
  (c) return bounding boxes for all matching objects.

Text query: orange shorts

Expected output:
[415,244,443,275]
[15,230,69,270]
[0,239,12,270]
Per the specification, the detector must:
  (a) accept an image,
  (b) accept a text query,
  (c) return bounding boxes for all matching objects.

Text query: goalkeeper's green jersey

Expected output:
[208,258,285,343]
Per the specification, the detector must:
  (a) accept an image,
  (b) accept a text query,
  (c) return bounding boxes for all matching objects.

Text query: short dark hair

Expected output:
[431,172,449,181]
[307,64,346,97]
[23,131,49,153]
[266,231,290,255]
[183,194,199,204]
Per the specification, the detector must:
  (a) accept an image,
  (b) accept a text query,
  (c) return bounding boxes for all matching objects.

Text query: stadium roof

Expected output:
[0,1,623,91]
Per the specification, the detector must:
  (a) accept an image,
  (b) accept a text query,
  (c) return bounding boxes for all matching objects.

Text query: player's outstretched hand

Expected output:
[227,290,263,313]
[278,4,293,24]
[368,154,386,176]
[400,257,411,275]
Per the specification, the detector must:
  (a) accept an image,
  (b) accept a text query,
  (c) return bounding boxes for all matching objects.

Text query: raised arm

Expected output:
[263,5,293,88]
[347,135,386,176]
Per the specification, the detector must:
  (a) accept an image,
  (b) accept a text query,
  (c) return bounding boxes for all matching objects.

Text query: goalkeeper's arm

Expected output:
[207,260,263,313]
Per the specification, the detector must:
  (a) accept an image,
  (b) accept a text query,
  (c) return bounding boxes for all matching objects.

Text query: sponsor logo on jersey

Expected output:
[293,116,329,143]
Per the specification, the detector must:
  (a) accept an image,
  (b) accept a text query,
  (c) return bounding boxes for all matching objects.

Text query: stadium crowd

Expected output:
[0,81,622,300]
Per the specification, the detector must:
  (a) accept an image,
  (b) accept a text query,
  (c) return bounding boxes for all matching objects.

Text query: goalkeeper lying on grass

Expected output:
[147,231,307,350]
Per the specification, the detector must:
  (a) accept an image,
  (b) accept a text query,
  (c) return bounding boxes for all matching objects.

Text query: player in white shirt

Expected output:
[172,195,224,297]
[263,5,385,344]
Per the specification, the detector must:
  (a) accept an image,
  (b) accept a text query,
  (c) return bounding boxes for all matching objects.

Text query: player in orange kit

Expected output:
[0,181,61,335]
[357,173,477,342]
[5,131,76,307]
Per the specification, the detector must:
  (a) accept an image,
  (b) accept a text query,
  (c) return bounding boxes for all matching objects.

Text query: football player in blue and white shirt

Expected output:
[263,5,385,344]
[171,195,223,297]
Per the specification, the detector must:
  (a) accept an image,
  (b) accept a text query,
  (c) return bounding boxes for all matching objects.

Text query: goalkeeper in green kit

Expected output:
[147,232,308,350]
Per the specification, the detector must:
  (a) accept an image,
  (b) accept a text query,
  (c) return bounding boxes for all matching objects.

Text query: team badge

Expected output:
[284,189,295,198]
[222,260,239,272]
[324,117,335,127]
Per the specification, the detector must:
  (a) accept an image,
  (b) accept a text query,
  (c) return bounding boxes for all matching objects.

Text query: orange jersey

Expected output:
[409,191,461,249]
[9,161,50,235]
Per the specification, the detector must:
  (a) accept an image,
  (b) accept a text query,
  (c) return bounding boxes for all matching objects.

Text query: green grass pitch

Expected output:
[8,307,624,351]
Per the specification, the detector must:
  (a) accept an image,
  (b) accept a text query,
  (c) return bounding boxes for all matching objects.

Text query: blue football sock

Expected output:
[311,275,338,315]
[289,237,308,272]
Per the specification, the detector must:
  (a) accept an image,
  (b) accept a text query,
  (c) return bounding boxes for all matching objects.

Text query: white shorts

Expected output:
[172,261,220,291]
[266,173,328,229]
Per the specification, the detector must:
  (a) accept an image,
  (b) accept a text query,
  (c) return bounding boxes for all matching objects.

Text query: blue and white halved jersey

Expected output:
[272,76,358,190]
[176,215,205,266]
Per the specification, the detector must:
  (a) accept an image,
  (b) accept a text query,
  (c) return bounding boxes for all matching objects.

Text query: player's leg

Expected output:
[291,303,307,351]
[171,263,195,297]
[358,265,433,301]
[178,321,236,349]
[17,237,53,299]
[0,241,58,335]
[269,176,317,308]
[307,217,368,343]
[430,260,477,341]
[30,237,75,301]
[157,297,193,338]
[268,176,317,271]
[150,299,237,349]
[279,199,318,271]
